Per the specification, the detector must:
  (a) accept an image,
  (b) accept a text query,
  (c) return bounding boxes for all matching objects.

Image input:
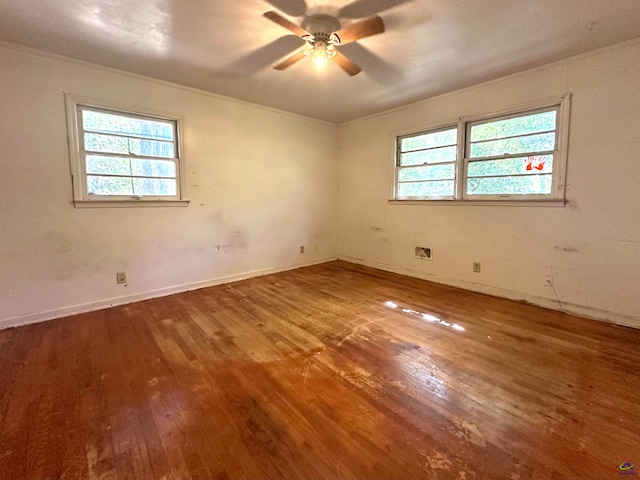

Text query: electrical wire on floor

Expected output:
[548,281,582,318]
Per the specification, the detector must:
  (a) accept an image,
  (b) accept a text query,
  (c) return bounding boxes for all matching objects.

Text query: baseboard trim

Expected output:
[338,255,640,330]
[0,256,338,331]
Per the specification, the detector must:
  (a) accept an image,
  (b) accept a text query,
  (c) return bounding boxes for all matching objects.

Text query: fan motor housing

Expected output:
[301,14,341,38]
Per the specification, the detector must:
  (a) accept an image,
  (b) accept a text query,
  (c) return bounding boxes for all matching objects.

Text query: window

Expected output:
[65,94,188,207]
[393,95,570,203]
[397,126,458,199]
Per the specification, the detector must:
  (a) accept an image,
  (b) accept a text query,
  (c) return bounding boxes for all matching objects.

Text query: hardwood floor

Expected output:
[1,261,639,479]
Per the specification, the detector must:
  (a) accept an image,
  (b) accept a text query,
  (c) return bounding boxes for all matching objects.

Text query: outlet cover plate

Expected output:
[415,246,432,260]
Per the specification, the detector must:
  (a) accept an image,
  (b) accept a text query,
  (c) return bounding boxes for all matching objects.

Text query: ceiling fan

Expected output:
[262,9,387,76]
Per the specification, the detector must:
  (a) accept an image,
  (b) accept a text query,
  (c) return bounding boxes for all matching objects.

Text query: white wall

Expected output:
[2,40,639,330]
[337,41,640,327]
[0,44,338,328]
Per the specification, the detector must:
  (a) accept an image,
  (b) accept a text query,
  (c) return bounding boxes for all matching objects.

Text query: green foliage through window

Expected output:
[465,108,557,196]
[397,127,457,198]
[79,108,178,197]
[394,103,565,200]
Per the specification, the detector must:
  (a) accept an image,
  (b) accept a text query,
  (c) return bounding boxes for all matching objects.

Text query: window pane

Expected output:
[468,155,553,177]
[398,180,454,197]
[82,110,174,141]
[470,110,556,142]
[132,178,177,196]
[466,175,552,195]
[131,159,176,178]
[469,132,555,158]
[84,133,174,158]
[87,175,133,195]
[84,133,129,155]
[400,146,457,166]
[398,164,455,182]
[86,156,131,176]
[129,138,175,158]
[401,128,457,152]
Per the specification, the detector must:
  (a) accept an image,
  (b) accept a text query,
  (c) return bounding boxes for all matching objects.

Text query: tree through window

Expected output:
[393,96,570,202]
[66,95,188,207]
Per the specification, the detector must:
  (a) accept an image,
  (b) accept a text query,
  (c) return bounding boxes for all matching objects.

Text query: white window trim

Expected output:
[64,93,190,208]
[389,94,571,206]
[395,124,459,200]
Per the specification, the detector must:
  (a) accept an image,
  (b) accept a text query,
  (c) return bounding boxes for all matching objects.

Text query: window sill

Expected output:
[389,199,567,207]
[73,199,191,208]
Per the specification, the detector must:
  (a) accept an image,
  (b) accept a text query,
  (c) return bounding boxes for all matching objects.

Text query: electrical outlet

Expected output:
[299,246,305,254]
[545,274,554,287]
[116,272,127,284]
[414,246,432,260]
[473,262,481,273]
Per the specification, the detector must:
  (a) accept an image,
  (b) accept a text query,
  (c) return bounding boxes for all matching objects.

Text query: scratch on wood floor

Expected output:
[381,408,404,418]
[425,450,453,471]
[449,417,487,448]
[337,319,377,346]
[86,444,98,480]
[302,359,312,385]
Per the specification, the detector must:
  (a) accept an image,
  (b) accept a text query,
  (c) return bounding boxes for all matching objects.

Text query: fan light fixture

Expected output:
[302,34,340,67]
[263,10,386,76]
[301,15,342,68]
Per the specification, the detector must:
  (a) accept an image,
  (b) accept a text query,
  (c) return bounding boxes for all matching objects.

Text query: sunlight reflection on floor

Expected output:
[385,300,465,332]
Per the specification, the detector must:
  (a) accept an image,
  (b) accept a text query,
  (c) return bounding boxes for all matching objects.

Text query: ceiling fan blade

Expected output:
[333,51,362,76]
[263,11,308,37]
[263,0,308,17]
[335,16,385,45]
[338,0,413,19]
[273,50,307,70]
[338,42,400,83]
[227,36,305,75]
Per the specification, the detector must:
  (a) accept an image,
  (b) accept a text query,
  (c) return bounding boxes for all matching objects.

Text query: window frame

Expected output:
[391,94,571,205]
[395,124,459,200]
[65,93,189,208]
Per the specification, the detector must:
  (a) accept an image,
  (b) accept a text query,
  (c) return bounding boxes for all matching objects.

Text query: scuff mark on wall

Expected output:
[229,230,248,251]
[554,246,579,253]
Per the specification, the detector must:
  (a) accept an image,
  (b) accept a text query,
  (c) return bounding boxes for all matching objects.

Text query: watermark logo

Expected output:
[620,462,638,476]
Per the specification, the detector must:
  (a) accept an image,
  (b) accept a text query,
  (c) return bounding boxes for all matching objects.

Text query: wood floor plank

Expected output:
[1,260,639,479]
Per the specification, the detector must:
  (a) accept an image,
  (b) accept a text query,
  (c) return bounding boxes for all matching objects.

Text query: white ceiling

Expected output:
[1,0,639,123]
